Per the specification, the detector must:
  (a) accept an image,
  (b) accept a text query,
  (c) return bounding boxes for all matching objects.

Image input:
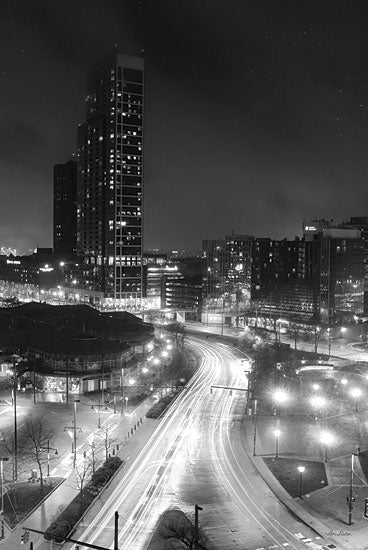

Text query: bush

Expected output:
[45,456,123,543]
[91,466,112,486]
[146,392,179,418]
[45,519,73,543]
[104,456,121,471]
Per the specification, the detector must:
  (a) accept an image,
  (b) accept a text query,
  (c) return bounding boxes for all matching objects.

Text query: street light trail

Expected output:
[65,336,335,550]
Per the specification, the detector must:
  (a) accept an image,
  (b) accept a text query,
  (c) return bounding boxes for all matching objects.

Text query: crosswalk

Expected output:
[253,532,336,550]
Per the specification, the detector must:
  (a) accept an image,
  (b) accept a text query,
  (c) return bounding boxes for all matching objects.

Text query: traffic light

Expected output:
[21,530,29,544]
[365,497,368,517]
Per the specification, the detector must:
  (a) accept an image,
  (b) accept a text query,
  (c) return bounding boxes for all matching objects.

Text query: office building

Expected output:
[77,53,144,304]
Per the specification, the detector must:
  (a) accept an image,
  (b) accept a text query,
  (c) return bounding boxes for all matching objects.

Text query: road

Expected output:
[63,336,333,550]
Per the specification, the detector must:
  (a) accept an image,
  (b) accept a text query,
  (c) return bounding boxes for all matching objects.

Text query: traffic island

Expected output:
[262,457,328,497]
[44,456,123,543]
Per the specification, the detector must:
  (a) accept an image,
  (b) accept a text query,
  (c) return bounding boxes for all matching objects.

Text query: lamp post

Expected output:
[274,429,281,458]
[0,457,9,539]
[125,396,129,414]
[350,388,362,412]
[327,328,331,358]
[297,465,305,498]
[310,395,325,422]
[314,326,320,354]
[272,389,289,417]
[253,399,258,456]
[194,504,203,550]
[37,440,58,477]
[91,397,107,429]
[120,368,125,415]
[319,431,334,462]
[63,400,81,468]
[348,451,359,525]
[221,297,225,336]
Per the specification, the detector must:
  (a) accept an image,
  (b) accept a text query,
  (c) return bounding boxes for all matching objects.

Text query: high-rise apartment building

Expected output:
[77,53,144,303]
[53,160,77,257]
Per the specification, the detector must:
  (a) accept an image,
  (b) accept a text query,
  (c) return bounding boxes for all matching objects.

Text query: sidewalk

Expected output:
[0,395,158,550]
[243,414,368,550]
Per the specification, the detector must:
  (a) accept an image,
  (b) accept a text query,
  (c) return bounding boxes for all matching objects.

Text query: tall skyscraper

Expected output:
[77,53,144,303]
[53,160,77,257]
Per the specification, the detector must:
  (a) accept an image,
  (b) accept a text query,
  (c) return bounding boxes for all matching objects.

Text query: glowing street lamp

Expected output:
[124,396,129,414]
[272,389,289,416]
[350,388,362,412]
[319,431,334,462]
[310,395,326,421]
[297,465,305,498]
[274,429,281,458]
[312,383,320,391]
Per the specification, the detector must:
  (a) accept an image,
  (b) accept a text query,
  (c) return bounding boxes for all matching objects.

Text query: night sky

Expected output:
[2,0,368,253]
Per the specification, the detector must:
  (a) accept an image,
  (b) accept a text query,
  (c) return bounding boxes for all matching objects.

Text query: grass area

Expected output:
[358,450,368,478]
[3,477,64,528]
[263,457,327,497]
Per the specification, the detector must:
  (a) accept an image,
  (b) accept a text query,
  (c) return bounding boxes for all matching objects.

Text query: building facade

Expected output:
[53,160,77,257]
[202,234,254,312]
[77,53,144,304]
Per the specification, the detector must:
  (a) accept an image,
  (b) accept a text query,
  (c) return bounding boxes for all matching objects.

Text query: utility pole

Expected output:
[348,451,359,525]
[114,511,119,550]
[194,504,203,550]
[253,399,258,456]
[64,399,81,468]
[0,457,9,539]
[73,399,80,467]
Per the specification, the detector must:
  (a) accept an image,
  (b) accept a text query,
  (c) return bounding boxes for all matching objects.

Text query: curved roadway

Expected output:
[67,336,332,550]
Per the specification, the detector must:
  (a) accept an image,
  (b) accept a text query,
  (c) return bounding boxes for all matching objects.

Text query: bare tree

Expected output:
[99,421,119,461]
[18,414,57,487]
[74,460,92,497]
[159,516,208,550]
[165,322,185,342]
[285,323,300,350]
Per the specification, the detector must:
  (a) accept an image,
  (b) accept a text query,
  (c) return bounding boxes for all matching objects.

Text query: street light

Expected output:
[319,431,334,462]
[348,451,359,525]
[64,399,81,468]
[274,429,281,458]
[194,504,203,550]
[326,327,331,357]
[125,396,129,414]
[37,440,58,477]
[272,389,289,416]
[310,395,326,421]
[0,457,9,539]
[350,388,362,412]
[297,465,305,498]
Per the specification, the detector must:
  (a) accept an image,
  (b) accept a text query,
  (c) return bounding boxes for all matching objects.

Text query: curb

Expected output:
[240,415,353,550]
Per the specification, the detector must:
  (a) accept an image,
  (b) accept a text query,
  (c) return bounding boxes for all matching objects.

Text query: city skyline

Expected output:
[2,1,368,253]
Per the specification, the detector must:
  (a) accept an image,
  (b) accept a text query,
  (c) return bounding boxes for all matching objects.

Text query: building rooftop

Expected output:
[0,302,153,357]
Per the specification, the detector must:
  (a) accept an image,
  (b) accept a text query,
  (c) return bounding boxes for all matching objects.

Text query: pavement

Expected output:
[242,413,368,550]
[0,394,159,550]
[3,325,368,549]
